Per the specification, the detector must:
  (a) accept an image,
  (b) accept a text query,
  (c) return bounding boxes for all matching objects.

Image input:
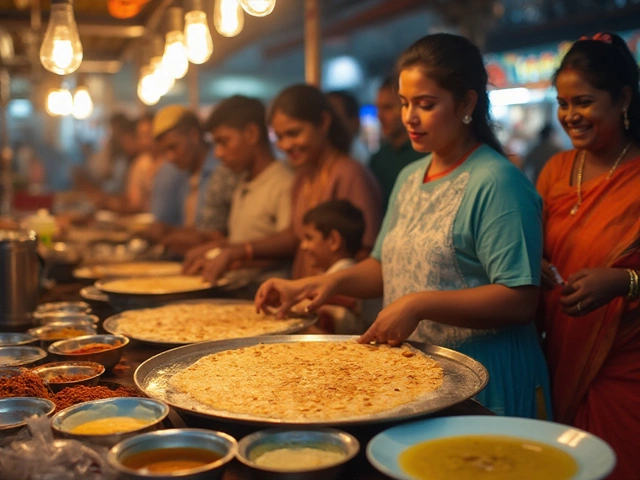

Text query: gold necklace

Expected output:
[570,141,633,216]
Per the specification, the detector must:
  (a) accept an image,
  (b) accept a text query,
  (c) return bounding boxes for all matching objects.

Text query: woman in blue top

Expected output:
[255,33,550,418]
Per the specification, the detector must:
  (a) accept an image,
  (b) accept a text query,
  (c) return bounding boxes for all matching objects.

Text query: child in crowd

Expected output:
[300,200,366,333]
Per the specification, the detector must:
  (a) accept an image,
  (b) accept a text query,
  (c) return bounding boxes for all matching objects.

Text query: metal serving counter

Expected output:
[37,282,494,480]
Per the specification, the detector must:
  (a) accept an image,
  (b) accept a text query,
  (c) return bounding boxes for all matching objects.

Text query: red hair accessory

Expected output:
[579,32,613,43]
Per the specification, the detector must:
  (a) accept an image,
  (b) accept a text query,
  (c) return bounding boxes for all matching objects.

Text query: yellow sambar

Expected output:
[70,417,152,435]
[399,434,578,480]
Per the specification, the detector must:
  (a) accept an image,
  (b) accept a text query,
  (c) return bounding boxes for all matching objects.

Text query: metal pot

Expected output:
[0,229,40,330]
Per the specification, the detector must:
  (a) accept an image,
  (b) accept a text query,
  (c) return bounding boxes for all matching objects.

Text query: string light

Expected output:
[162,7,189,79]
[238,0,276,17]
[214,0,244,38]
[184,0,213,64]
[150,55,175,96]
[39,0,83,75]
[46,87,73,116]
[72,84,93,119]
[138,65,161,105]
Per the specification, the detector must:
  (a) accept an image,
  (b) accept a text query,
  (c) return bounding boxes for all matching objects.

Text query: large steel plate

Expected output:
[104,299,317,347]
[73,261,183,281]
[134,335,488,427]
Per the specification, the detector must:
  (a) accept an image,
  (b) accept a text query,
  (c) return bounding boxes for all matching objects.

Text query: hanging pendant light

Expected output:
[162,7,189,79]
[72,84,93,119]
[238,0,276,17]
[46,87,73,116]
[214,0,244,38]
[150,35,174,96]
[184,0,213,64]
[40,0,83,75]
[138,64,161,106]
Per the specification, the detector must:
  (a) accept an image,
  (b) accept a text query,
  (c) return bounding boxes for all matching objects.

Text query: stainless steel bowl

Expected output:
[0,397,56,435]
[34,313,99,326]
[0,332,37,346]
[48,334,129,370]
[237,429,360,480]
[35,301,91,315]
[28,321,97,349]
[0,346,47,367]
[80,285,109,303]
[52,397,169,447]
[108,428,237,480]
[32,361,105,392]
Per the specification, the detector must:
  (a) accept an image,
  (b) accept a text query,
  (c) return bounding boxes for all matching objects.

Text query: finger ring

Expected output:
[577,301,582,312]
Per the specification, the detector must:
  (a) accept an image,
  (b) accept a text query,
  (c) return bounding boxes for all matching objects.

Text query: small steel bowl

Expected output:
[108,428,237,480]
[32,361,105,392]
[35,301,92,315]
[34,313,100,326]
[0,397,56,436]
[48,334,129,370]
[80,285,109,303]
[52,397,169,447]
[28,322,97,349]
[0,332,37,347]
[0,346,47,367]
[237,428,360,480]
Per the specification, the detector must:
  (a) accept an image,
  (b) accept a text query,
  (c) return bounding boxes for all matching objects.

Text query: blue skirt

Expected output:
[448,323,551,418]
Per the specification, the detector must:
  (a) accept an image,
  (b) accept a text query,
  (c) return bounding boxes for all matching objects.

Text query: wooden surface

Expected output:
[40,282,495,479]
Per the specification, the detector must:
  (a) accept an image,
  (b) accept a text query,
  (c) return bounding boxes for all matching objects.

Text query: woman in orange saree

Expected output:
[537,32,640,480]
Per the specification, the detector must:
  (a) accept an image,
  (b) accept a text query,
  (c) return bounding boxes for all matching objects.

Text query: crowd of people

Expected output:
[62,31,637,480]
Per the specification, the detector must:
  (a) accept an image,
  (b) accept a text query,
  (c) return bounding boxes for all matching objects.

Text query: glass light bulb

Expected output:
[162,31,189,79]
[46,88,73,116]
[151,56,175,96]
[138,65,161,105]
[39,1,83,75]
[72,86,93,119]
[214,0,244,38]
[184,10,213,64]
[238,0,276,17]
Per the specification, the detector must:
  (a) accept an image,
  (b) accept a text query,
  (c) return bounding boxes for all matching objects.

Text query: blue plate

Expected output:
[367,416,616,480]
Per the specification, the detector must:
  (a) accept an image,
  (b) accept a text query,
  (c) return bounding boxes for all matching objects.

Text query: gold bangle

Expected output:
[633,270,640,300]
[627,269,638,300]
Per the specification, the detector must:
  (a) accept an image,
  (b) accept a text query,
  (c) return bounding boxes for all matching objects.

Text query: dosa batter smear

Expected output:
[114,303,305,343]
[100,275,212,294]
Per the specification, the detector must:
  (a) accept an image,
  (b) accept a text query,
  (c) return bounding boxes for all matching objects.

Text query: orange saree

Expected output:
[537,150,640,480]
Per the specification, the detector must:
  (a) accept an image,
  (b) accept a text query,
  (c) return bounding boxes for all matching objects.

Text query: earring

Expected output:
[624,111,630,131]
[462,115,472,125]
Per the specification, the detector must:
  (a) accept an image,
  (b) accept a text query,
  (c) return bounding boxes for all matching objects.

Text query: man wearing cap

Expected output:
[143,105,237,253]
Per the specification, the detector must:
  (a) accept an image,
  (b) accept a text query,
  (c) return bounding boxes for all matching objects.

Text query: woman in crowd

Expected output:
[186,84,382,282]
[255,33,551,418]
[537,32,640,479]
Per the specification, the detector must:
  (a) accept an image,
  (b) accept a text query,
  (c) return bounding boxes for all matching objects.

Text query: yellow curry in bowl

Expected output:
[399,435,578,480]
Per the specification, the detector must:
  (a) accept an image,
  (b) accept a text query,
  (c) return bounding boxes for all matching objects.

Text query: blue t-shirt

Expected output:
[372,144,542,290]
[150,149,216,227]
[371,144,549,418]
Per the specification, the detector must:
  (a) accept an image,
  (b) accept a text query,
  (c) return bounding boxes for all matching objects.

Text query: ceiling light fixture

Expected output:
[184,0,214,64]
[40,0,83,75]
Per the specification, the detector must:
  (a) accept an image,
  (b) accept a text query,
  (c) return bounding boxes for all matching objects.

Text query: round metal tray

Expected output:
[103,299,317,346]
[134,335,488,427]
[95,274,251,311]
[73,261,183,280]
[80,285,109,303]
